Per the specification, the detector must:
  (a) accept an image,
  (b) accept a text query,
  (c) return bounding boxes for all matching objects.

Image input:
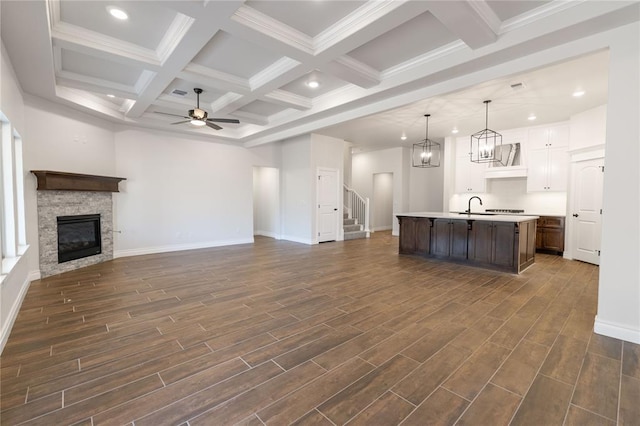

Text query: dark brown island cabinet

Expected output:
[397,213,538,274]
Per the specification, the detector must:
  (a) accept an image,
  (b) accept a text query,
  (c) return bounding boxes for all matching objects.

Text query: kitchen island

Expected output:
[397,212,538,274]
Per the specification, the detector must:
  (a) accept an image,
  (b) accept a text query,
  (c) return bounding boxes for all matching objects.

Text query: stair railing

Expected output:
[343,184,370,237]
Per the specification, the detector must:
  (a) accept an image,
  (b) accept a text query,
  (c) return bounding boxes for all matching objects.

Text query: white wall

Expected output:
[352,147,408,236]
[280,134,313,244]
[372,172,393,231]
[113,129,253,256]
[0,42,31,353]
[253,167,280,239]
[595,22,640,343]
[570,105,607,152]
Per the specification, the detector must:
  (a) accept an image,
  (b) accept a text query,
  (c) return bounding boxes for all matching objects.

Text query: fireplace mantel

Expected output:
[31,170,126,192]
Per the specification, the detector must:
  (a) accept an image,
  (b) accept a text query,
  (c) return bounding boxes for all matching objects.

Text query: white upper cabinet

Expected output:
[527,124,570,191]
[454,136,486,193]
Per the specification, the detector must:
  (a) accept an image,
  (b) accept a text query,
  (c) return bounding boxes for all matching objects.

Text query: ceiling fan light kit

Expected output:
[412,114,441,168]
[154,88,240,131]
[470,100,503,165]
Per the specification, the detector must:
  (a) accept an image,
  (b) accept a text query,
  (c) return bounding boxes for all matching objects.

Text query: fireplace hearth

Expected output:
[57,214,102,263]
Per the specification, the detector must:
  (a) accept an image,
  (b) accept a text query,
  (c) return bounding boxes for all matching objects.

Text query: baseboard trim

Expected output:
[279,235,313,245]
[114,238,255,259]
[0,275,32,355]
[29,270,41,281]
[594,315,640,344]
[254,231,281,240]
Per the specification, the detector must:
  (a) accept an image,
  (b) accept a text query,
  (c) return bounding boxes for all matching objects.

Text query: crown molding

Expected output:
[231,5,314,55]
[230,110,269,126]
[467,0,502,35]
[264,90,312,110]
[155,13,195,64]
[382,41,467,79]
[181,63,251,93]
[332,55,381,87]
[249,57,301,91]
[51,22,161,67]
[314,0,405,54]
[499,0,585,34]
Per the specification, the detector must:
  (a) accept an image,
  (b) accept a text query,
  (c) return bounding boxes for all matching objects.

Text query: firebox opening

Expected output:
[57,214,102,263]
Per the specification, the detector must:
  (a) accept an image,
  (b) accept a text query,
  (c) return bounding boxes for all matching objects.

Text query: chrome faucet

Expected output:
[466,196,483,214]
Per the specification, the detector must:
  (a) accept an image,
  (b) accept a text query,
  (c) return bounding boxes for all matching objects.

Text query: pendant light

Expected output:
[470,100,503,164]
[412,114,441,168]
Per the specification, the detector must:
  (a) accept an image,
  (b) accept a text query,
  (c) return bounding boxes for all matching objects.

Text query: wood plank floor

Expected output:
[1,232,639,425]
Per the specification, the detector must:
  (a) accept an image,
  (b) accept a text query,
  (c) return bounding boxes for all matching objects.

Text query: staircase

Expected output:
[343,184,370,241]
[343,213,367,240]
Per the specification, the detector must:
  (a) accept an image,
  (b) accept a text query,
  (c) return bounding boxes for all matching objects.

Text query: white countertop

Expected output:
[397,211,539,223]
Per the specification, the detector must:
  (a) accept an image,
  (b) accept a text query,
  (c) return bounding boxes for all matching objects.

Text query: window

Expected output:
[0,111,27,279]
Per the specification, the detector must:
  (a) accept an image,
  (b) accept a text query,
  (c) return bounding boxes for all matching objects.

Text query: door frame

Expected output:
[315,167,341,244]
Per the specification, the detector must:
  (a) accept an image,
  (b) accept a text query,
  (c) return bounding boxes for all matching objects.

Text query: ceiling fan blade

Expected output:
[206,122,223,130]
[171,120,191,125]
[155,111,189,119]
[206,118,240,124]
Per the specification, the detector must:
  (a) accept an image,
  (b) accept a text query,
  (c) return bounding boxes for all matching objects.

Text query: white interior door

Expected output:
[571,158,604,264]
[317,168,338,242]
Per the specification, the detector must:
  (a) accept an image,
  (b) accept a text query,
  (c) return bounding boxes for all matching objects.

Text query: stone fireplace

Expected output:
[32,171,125,278]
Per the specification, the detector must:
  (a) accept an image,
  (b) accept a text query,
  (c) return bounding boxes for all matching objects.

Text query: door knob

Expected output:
[572,213,579,217]
[333,208,338,211]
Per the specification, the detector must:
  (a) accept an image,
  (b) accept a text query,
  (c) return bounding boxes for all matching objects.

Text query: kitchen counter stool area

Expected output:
[397,212,538,274]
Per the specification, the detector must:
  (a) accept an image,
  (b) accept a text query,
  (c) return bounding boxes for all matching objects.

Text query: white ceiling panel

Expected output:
[346,12,457,72]
[60,49,143,86]
[58,1,177,50]
[279,70,348,98]
[238,100,288,117]
[162,79,227,105]
[245,0,367,37]
[486,1,551,22]
[191,31,283,79]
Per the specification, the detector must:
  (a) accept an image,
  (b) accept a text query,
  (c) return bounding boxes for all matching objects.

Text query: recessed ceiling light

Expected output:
[306,80,320,89]
[451,128,459,134]
[528,114,537,121]
[400,134,407,140]
[107,94,115,98]
[107,7,128,20]
[573,90,585,97]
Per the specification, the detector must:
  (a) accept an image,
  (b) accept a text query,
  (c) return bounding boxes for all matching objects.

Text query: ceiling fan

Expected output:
[154,88,240,130]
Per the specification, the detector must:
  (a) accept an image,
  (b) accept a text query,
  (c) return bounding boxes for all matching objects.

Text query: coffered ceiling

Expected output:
[1,1,637,150]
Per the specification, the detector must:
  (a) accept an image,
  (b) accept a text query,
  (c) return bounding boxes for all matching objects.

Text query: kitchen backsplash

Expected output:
[449,178,567,216]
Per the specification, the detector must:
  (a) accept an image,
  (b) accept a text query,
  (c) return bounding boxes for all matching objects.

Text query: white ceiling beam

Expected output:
[427,1,499,50]
[263,90,312,110]
[55,75,139,99]
[321,56,380,89]
[179,63,251,94]
[229,111,270,126]
[126,1,245,118]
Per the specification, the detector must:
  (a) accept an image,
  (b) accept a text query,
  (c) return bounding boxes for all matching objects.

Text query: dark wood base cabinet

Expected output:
[536,216,565,255]
[397,216,536,274]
